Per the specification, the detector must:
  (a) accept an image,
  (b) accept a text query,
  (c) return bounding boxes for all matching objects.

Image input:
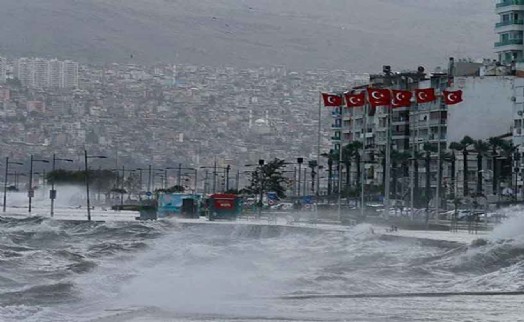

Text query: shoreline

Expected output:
[0,208,492,246]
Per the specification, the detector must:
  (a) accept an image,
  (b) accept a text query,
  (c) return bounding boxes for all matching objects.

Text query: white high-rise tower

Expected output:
[0,56,6,83]
[495,1,524,64]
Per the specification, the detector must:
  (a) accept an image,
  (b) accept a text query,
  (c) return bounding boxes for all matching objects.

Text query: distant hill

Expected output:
[0,0,496,72]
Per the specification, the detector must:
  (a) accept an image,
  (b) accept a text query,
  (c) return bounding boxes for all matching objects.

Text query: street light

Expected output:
[200,163,232,193]
[166,166,198,192]
[109,166,135,206]
[84,150,107,221]
[28,155,49,213]
[3,158,23,212]
[297,157,304,198]
[50,154,74,217]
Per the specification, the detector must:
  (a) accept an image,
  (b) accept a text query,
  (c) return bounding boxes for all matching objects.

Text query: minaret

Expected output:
[495,1,524,64]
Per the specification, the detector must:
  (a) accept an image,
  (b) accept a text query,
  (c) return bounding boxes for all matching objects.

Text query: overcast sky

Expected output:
[0,0,498,71]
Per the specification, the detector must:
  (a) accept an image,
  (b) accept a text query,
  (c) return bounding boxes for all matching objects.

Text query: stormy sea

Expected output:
[1,214,524,321]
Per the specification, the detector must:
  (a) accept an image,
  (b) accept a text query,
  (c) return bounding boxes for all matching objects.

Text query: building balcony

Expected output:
[496,1,524,14]
[331,136,341,142]
[496,0,524,11]
[495,19,524,28]
[494,39,524,51]
[331,124,342,130]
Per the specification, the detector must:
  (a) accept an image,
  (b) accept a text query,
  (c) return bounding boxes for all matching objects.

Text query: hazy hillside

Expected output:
[0,0,496,71]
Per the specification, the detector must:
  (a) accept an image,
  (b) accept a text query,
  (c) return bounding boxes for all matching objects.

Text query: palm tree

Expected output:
[449,136,475,196]
[442,152,457,198]
[342,141,363,192]
[488,137,505,195]
[412,150,424,206]
[391,150,411,201]
[473,140,490,195]
[321,149,339,196]
[498,140,518,196]
[423,142,437,206]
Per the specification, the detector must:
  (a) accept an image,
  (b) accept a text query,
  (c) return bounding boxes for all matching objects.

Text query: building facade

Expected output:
[495,0,524,64]
[0,56,6,83]
[13,57,79,89]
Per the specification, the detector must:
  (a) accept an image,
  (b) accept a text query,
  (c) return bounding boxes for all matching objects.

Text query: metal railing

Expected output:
[495,39,524,47]
[497,0,524,8]
[496,19,524,28]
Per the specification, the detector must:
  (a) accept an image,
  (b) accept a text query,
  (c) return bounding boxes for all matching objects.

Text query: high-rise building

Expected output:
[15,58,34,87]
[0,56,6,83]
[48,59,62,88]
[33,58,49,88]
[495,1,524,64]
[61,60,79,88]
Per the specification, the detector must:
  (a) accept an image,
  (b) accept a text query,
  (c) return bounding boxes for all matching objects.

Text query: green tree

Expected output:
[423,142,437,205]
[248,158,289,198]
[321,149,339,196]
[473,139,490,195]
[342,141,363,192]
[449,136,474,196]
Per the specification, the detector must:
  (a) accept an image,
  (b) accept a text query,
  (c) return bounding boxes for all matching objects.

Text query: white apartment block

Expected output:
[15,58,34,88]
[495,0,524,64]
[0,56,6,83]
[14,57,79,89]
[61,60,79,88]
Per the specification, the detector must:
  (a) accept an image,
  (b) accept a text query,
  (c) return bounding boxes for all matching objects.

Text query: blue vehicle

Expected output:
[157,193,201,218]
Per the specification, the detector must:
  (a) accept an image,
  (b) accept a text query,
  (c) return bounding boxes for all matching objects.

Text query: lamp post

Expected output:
[50,154,74,217]
[84,150,107,221]
[200,164,231,193]
[297,158,304,198]
[3,158,23,212]
[166,166,197,191]
[135,168,145,192]
[257,159,265,218]
[28,155,49,213]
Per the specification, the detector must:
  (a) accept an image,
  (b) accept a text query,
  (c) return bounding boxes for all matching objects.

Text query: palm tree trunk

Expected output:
[492,148,497,195]
[356,154,361,188]
[477,154,483,195]
[463,150,469,196]
[327,160,333,196]
[392,162,398,200]
[451,157,456,196]
[425,154,431,207]
[414,159,420,206]
[345,161,351,192]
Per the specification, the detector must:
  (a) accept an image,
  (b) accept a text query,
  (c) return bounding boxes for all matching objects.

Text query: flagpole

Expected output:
[384,101,392,220]
[316,92,322,222]
[435,96,442,226]
[337,99,343,223]
[360,103,367,219]
[410,122,415,220]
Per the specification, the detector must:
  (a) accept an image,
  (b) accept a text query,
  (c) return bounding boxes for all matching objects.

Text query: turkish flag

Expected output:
[345,92,366,107]
[443,90,463,105]
[391,90,412,108]
[322,93,342,107]
[367,88,391,107]
[415,88,436,104]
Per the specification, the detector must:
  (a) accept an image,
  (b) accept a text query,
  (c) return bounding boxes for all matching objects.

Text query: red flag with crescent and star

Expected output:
[415,88,436,104]
[391,90,412,108]
[322,93,343,107]
[367,88,391,107]
[345,92,366,107]
[443,90,463,105]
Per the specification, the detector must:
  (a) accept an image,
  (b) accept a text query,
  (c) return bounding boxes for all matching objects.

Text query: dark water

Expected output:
[1,216,524,321]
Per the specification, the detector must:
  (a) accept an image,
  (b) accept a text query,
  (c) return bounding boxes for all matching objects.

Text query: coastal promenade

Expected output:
[0,206,492,245]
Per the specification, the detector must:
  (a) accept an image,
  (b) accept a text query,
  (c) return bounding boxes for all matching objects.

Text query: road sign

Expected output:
[146,191,152,197]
